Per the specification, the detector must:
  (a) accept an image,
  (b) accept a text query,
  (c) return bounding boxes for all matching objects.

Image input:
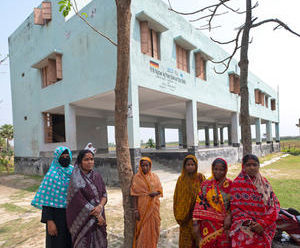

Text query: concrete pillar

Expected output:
[186,100,198,151]
[228,125,232,145]
[155,123,165,149]
[178,127,183,148]
[231,112,240,147]
[181,119,187,148]
[255,118,262,145]
[213,123,219,147]
[275,122,280,142]
[266,121,273,143]
[205,126,210,147]
[220,127,224,145]
[128,83,141,173]
[64,104,77,150]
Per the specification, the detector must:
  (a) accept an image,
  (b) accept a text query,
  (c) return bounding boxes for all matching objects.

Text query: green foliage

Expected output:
[0,124,13,142]
[281,147,300,156]
[58,0,72,17]
[145,138,155,148]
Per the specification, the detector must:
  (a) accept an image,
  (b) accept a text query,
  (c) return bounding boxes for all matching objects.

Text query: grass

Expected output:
[0,203,28,213]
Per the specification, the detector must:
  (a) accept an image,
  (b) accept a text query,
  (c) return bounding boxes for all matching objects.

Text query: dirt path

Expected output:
[0,154,298,248]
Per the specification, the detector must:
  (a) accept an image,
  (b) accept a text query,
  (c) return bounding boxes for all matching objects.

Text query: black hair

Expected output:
[212,158,227,169]
[76,149,94,165]
[61,149,69,155]
[242,154,260,165]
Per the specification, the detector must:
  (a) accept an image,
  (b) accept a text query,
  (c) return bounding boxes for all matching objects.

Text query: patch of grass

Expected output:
[25,184,40,192]
[260,155,300,209]
[0,203,28,213]
[268,178,300,209]
[0,217,44,247]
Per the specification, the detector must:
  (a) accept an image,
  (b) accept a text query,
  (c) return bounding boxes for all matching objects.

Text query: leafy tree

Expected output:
[0,124,13,151]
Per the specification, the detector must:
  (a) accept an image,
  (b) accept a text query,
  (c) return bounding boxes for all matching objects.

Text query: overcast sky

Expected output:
[1,0,299,144]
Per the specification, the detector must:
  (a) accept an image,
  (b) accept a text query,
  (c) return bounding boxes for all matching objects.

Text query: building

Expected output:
[9,0,280,179]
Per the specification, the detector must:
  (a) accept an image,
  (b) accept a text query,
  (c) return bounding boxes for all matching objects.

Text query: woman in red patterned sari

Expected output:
[193,158,232,248]
[230,154,280,248]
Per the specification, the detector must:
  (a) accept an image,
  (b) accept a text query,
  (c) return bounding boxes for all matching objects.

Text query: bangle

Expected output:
[134,209,138,212]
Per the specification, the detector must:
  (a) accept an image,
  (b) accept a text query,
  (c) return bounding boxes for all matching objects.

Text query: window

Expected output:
[229,73,240,95]
[265,95,269,108]
[140,21,160,59]
[271,99,276,111]
[41,54,62,88]
[259,92,265,106]
[34,1,52,25]
[43,112,66,143]
[176,45,189,72]
[195,53,206,80]
[255,89,268,106]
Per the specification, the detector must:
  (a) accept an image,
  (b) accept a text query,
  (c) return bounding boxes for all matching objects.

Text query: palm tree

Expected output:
[0,124,13,151]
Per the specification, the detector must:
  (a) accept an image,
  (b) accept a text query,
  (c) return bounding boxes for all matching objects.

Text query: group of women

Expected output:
[31,144,280,248]
[174,154,280,248]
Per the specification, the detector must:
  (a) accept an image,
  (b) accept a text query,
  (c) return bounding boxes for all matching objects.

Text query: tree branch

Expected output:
[251,18,300,37]
[71,0,118,46]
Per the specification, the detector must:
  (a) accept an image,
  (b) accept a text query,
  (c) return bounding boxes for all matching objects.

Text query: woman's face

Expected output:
[185,159,197,174]
[81,152,94,173]
[244,158,259,177]
[140,160,151,174]
[212,162,226,181]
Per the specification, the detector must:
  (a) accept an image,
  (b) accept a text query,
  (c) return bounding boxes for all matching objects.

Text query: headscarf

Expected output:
[31,146,73,209]
[174,154,206,225]
[84,142,96,155]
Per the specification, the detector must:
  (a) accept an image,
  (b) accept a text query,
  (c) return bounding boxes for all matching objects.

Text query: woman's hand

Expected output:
[250,222,264,235]
[148,192,160,197]
[192,220,200,244]
[134,209,140,221]
[97,216,106,226]
[90,204,103,217]
[223,214,231,230]
[47,220,58,236]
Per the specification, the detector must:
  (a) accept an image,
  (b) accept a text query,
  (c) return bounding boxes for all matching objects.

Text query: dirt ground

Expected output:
[0,155,299,248]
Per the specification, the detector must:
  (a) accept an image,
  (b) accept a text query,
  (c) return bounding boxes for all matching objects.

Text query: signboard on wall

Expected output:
[149,60,186,91]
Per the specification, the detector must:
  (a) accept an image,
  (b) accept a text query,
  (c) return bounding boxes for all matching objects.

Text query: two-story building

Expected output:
[9,0,280,178]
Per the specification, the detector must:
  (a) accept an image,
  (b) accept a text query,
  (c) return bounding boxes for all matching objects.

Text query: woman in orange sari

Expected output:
[193,158,232,248]
[173,154,206,248]
[131,157,163,248]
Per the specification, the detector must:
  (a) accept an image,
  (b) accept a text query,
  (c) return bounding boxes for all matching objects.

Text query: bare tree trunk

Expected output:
[114,0,134,247]
[239,0,252,156]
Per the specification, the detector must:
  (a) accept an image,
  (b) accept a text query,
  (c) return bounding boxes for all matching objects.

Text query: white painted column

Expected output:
[205,126,210,146]
[128,83,141,173]
[127,84,140,149]
[231,112,240,147]
[275,122,280,142]
[64,104,77,150]
[255,118,262,144]
[266,121,273,143]
[186,100,198,149]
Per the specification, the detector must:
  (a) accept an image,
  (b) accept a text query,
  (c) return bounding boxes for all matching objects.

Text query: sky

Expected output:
[0,0,300,144]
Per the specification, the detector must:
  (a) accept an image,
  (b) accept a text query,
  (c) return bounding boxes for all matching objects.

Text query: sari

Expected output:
[66,163,107,248]
[193,158,232,248]
[230,160,280,248]
[173,154,206,248]
[131,157,163,248]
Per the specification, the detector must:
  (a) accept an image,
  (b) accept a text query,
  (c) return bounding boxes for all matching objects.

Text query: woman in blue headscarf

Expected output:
[32,146,73,248]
